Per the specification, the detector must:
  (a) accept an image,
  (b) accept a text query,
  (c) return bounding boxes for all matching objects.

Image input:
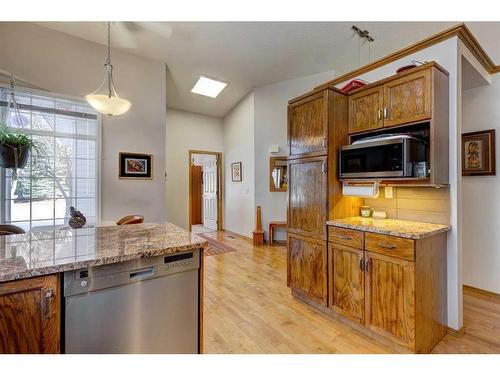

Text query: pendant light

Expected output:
[85,22,131,116]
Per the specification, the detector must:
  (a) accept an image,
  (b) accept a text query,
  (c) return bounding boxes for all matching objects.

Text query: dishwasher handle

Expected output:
[129,267,154,280]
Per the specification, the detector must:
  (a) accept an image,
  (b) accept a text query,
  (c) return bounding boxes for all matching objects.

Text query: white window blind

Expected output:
[0,87,100,232]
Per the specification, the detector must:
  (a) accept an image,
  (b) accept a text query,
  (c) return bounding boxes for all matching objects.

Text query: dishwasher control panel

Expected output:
[164,252,194,270]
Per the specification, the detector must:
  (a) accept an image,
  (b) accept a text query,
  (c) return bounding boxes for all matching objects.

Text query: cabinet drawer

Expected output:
[365,233,414,261]
[328,227,364,249]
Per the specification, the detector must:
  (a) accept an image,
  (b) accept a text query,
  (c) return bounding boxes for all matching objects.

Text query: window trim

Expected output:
[0,83,102,228]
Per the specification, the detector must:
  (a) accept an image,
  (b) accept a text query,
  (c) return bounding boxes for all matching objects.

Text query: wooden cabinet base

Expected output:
[0,274,60,354]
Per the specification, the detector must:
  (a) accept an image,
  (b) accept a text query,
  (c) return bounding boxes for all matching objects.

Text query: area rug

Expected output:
[197,233,237,256]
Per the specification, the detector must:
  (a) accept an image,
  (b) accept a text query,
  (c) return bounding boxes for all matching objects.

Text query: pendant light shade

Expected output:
[86,22,131,116]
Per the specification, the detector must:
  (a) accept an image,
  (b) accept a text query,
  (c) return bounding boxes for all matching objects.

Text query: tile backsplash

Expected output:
[364,187,450,224]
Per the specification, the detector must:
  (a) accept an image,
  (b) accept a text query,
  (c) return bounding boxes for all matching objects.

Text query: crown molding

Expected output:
[314,23,499,91]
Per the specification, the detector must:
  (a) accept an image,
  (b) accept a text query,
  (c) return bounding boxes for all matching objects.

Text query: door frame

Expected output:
[188,150,223,232]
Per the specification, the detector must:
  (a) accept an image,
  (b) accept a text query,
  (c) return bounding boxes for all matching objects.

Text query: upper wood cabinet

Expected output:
[329,243,365,324]
[383,68,431,127]
[288,233,328,305]
[348,86,384,134]
[0,275,60,354]
[364,251,416,349]
[288,91,328,158]
[287,156,328,240]
[347,64,447,135]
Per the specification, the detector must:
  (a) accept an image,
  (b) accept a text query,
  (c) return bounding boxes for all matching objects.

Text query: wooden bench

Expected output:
[269,221,287,245]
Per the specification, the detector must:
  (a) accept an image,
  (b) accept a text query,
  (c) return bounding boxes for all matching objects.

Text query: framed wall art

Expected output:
[231,161,242,182]
[119,152,153,179]
[462,129,496,176]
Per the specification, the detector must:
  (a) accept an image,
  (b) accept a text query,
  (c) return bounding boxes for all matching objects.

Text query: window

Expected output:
[0,87,100,232]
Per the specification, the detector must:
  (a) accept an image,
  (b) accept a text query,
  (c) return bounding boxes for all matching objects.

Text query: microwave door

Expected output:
[340,141,405,178]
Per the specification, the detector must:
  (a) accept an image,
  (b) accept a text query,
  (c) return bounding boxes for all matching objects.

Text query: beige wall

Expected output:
[364,187,450,224]
[0,22,167,223]
[165,109,223,230]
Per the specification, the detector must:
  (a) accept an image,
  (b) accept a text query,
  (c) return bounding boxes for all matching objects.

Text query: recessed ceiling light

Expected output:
[191,76,228,98]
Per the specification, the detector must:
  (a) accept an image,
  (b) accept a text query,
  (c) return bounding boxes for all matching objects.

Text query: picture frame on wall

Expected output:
[119,152,153,179]
[462,129,496,176]
[231,161,242,182]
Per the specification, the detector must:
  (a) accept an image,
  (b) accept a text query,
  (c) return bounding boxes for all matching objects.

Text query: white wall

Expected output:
[462,74,500,294]
[335,37,463,330]
[253,70,335,241]
[222,93,255,237]
[0,22,166,223]
[165,109,223,229]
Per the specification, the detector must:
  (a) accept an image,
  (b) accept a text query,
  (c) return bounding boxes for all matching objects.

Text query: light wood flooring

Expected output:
[202,231,500,354]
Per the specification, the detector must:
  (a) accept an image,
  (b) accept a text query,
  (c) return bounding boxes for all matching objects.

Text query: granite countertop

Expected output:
[326,217,451,240]
[0,222,207,283]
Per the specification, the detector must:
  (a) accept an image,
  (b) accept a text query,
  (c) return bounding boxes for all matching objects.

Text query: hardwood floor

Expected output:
[202,231,500,354]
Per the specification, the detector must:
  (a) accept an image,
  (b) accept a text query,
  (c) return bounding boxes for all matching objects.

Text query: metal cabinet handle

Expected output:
[377,109,382,120]
[359,257,364,271]
[378,242,397,250]
[383,108,389,119]
[321,161,327,174]
[43,289,54,320]
[365,258,370,273]
[336,234,351,240]
[322,136,327,149]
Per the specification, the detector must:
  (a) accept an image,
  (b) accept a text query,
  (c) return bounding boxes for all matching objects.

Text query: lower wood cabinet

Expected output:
[329,243,364,324]
[288,233,327,305]
[0,274,60,354]
[364,251,415,349]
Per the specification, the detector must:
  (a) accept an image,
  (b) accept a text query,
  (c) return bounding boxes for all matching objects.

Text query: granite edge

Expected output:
[0,241,207,284]
[326,221,451,240]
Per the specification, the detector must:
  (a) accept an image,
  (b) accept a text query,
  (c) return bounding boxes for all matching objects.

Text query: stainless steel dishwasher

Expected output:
[63,250,200,354]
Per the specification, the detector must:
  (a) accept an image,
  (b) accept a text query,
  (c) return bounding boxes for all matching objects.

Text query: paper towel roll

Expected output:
[342,182,379,198]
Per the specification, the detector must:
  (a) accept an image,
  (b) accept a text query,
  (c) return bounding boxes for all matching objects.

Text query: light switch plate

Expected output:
[385,186,394,199]
[269,145,281,153]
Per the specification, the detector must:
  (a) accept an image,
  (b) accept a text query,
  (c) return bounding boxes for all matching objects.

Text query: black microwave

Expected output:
[339,134,428,179]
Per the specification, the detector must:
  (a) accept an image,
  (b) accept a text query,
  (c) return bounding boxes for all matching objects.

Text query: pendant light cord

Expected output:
[106,21,111,66]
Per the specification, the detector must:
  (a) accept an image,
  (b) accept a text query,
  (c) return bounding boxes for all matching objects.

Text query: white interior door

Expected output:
[202,155,218,230]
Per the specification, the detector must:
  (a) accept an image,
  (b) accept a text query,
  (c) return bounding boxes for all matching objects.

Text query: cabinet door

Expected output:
[0,275,60,354]
[383,68,431,127]
[288,91,328,158]
[329,243,364,323]
[288,233,327,305]
[348,86,383,134]
[364,251,415,349]
[288,156,328,240]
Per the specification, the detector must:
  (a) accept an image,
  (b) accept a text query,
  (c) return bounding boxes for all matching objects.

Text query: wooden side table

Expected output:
[269,221,287,245]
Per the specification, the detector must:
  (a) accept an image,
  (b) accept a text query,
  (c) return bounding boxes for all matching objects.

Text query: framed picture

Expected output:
[119,152,153,179]
[231,162,242,182]
[462,129,496,176]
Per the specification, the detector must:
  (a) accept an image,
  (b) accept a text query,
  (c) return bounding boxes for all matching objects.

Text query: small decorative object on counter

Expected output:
[360,205,372,218]
[372,210,387,219]
[68,206,87,229]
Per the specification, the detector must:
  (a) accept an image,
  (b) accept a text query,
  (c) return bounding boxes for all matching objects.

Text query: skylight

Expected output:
[191,76,228,98]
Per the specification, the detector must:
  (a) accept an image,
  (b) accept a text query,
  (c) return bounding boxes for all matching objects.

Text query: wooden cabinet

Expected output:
[325,227,448,353]
[288,91,328,159]
[0,275,60,354]
[364,251,416,349]
[383,68,431,127]
[347,64,447,135]
[288,233,327,305]
[288,156,328,240]
[329,243,365,323]
[348,86,383,134]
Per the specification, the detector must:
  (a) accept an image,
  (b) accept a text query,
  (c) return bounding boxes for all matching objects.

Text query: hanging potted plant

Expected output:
[0,124,39,169]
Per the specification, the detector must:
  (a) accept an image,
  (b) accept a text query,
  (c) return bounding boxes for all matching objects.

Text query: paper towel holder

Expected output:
[342,180,380,198]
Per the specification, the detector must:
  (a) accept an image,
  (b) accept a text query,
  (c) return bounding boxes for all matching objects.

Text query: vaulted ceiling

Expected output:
[38,22,500,117]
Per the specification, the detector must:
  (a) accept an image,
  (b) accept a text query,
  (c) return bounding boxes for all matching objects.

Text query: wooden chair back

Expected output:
[116,215,144,225]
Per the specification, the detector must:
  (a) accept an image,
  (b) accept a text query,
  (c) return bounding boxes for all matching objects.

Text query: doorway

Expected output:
[189,150,222,234]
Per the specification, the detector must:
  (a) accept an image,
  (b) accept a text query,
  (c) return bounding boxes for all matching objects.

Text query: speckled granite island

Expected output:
[0,223,207,354]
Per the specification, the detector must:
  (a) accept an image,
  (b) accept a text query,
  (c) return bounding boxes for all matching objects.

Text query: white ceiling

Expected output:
[37,21,500,117]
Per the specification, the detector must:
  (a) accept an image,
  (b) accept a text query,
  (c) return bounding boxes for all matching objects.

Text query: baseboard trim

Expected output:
[447,326,465,337]
[463,284,500,301]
